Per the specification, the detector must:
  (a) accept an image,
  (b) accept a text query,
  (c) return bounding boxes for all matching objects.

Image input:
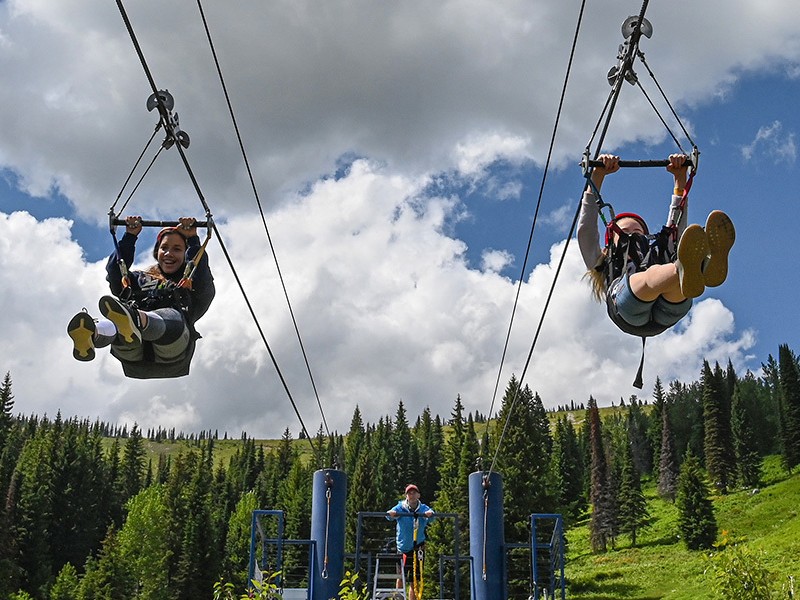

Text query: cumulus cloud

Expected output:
[0,0,794,436]
[741,121,797,164]
[0,162,756,437]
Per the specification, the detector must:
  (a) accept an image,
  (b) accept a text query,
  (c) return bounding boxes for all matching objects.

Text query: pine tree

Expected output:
[78,526,132,600]
[494,380,553,541]
[701,362,734,493]
[0,372,14,451]
[12,427,55,595]
[392,401,412,487]
[119,424,146,509]
[731,384,762,488]
[413,407,442,500]
[668,380,704,461]
[617,439,650,546]
[587,397,613,552]
[676,450,717,550]
[345,428,379,554]
[657,405,679,502]
[778,344,800,470]
[429,396,470,600]
[344,406,365,476]
[50,562,80,600]
[648,378,666,471]
[550,415,585,518]
[626,399,653,477]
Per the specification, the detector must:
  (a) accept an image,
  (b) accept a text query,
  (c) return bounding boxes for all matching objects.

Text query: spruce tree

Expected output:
[778,344,800,470]
[119,424,146,506]
[0,372,14,450]
[587,397,613,552]
[345,428,378,553]
[676,450,717,550]
[344,406,365,476]
[731,384,762,488]
[626,399,653,477]
[550,415,585,518]
[648,377,666,470]
[702,362,734,493]
[657,405,679,502]
[494,380,553,541]
[617,439,650,546]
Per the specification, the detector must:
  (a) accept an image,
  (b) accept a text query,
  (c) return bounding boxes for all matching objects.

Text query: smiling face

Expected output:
[157,232,187,275]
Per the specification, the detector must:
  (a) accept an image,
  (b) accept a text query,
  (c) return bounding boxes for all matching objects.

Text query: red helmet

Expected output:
[605,212,649,245]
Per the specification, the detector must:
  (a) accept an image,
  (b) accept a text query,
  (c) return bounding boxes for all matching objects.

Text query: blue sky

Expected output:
[0,0,797,438]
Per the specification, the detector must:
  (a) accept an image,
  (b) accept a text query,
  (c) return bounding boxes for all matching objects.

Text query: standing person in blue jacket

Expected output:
[387,484,434,600]
[67,215,215,378]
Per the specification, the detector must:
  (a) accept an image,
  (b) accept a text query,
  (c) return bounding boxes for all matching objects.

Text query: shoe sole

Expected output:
[677,225,709,299]
[99,296,141,345]
[67,312,96,361]
[703,210,735,287]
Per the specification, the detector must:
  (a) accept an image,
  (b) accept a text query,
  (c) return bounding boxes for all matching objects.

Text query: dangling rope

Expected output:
[321,474,333,580]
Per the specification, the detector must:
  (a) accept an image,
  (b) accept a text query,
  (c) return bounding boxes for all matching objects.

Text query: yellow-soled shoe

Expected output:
[676,225,709,299]
[703,210,735,287]
[99,296,142,346]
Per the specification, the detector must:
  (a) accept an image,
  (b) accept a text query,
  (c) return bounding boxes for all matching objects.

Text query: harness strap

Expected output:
[178,221,214,290]
[633,337,646,389]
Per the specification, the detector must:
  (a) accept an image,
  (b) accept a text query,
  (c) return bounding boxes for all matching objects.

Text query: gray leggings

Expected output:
[96,307,190,363]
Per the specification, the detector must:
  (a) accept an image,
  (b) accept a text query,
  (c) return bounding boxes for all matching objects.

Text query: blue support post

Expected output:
[310,469,347,600]
[469,471,504,600]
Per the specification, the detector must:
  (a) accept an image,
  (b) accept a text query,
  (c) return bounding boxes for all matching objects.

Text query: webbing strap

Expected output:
[633,337,646,389]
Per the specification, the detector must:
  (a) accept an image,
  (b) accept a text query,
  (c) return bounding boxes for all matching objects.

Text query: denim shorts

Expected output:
[610,274,692,328]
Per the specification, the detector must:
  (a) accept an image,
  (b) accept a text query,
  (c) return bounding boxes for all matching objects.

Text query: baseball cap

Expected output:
[405,484,420,494]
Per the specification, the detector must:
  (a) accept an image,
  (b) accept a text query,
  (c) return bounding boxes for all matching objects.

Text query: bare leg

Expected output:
[628,263,685,303]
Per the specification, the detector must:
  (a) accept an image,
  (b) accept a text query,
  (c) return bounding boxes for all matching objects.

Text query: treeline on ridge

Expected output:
[0,342,799,599]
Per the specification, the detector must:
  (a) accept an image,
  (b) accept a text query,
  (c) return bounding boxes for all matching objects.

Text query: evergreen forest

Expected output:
[1,342,799,599]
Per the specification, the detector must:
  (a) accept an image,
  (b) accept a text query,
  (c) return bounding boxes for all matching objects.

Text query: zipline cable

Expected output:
[195,0,331,440]
[480,0,589,464]
[484,0,652,477]
[114,0,318,451]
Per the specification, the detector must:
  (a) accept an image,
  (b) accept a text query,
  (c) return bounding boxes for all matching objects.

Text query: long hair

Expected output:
[583,248,609,303]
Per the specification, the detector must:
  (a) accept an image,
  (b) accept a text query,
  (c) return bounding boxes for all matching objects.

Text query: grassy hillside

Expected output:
[565,456,800,599]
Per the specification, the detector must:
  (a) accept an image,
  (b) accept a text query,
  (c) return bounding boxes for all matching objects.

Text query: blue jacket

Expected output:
[387,500,434,553]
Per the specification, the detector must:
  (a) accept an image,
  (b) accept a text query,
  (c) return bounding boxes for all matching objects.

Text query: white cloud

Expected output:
[0,0,793,436]
[481,249,514,273]
[0,163,755,437]
[741,121,797,163]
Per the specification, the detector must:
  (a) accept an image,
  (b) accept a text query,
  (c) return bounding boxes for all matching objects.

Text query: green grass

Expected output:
[565,457,800,599]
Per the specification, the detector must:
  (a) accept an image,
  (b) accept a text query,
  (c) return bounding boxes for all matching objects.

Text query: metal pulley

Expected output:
[146,89,190,149]
[621,15,653,40]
